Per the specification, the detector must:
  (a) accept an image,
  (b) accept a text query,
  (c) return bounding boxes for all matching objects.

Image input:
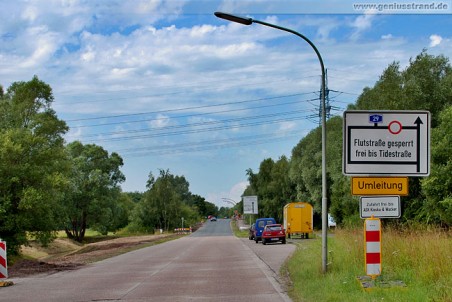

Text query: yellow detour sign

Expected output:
[352,177,408,196]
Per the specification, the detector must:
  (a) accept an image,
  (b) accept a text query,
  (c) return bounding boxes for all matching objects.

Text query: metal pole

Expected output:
[215,12,328,273]
[222,198,237,206]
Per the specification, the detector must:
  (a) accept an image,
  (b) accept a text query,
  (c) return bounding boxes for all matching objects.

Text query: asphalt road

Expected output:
[2,219,295,301]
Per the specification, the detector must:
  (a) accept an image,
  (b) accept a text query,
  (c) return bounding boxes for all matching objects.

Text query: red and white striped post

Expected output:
[364,217,381,278]
[0,239,7,280]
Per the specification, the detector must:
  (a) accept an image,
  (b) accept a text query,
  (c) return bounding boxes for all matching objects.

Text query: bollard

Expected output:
[364,217,382,279]
[0,239,7,280]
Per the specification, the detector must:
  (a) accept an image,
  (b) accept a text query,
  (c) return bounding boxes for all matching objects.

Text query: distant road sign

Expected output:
[360,196,401,219]
[243,196,258,214]
[343,111,430,176]
[352,177,408,196]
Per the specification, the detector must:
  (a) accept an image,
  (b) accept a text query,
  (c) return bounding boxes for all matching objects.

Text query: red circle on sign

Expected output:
[388,121,402,134]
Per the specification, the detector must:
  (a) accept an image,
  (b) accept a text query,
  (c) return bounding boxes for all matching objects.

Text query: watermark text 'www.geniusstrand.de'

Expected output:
[353,1,450,13]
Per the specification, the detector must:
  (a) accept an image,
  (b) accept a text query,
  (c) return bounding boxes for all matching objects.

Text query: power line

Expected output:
[66,92,317,124]
[68,107,316,139]
[81,113,312,143]
[120,130,304,157]
[56,74,321,105]
[117,130,300,153]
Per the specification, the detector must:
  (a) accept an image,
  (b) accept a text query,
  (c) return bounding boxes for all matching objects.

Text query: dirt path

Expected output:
[8,234,182,278]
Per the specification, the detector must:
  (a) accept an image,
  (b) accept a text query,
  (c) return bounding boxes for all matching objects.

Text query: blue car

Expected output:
[254,218,277,243]
[248,223,256,240]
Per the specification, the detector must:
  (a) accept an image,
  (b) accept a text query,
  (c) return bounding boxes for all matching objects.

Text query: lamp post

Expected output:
[215,12,328,273]
[221,197,237,206]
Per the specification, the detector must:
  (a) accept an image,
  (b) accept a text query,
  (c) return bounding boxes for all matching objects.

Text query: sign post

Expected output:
[343,110,431,281]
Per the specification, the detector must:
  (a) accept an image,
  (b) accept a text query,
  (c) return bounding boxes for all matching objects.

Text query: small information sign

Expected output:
[360,196,401,218]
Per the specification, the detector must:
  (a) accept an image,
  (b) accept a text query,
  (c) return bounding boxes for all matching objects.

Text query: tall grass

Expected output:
[286,226,452,302]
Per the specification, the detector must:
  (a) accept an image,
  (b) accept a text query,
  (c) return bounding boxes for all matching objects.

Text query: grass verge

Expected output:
[231,220,249,238]
[287,227,452,302]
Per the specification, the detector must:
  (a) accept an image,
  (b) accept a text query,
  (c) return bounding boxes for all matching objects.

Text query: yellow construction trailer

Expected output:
[283,202,313,239]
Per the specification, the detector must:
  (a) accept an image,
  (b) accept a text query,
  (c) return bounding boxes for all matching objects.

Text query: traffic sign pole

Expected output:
[342,111,431,279]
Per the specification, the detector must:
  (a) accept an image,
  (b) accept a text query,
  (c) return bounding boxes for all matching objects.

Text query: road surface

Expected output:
[2,219,295,301]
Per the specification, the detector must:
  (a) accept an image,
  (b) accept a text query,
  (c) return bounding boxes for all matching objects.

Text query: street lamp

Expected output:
[221,197,237,206]
[215,12,329,273]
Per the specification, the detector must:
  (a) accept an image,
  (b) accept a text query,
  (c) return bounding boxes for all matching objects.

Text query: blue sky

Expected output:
[1,0,451,207]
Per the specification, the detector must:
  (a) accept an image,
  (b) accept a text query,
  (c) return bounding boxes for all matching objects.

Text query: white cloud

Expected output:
[81,46,96,62]
[18,26,62,68]
[279,121,297,131]
[230,181,248,200]
[349,13,375,40]
[22,5,39,22]
[1,1,451,198]
[189,24,216,38]
[429,34,442,47]
[150,114,171,128]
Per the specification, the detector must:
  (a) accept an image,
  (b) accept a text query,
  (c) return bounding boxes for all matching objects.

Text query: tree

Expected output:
[352,51,451,121]
[242,51,451,228]
[421,105,452,226]
[204,201,219,218]
[353,51,452,222]
[246,156,296,222]
[63,141,125,241]
[192,194,209,217]
[289,128,323,212]
[125,191,144,204]
[0,76,69,255]
[135,170,190,232]
[108,192,136,232]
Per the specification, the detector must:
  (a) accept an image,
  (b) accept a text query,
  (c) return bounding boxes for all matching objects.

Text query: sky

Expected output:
[1,0,451,208]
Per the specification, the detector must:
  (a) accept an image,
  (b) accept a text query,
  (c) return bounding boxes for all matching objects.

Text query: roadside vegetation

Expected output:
[1,49,451,300]
[286,226,452,302]
[231,219,249,238]
[238,51,451,231]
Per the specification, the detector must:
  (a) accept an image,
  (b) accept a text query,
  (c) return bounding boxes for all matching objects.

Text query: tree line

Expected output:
[0,76,225,256]
[243,51,451,228]
[1,51,450,256]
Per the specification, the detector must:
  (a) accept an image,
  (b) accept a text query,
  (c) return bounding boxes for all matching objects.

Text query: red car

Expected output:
[261,224,286,245]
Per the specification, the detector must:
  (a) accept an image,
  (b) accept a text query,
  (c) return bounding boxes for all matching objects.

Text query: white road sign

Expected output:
[243,196,258,214]
[360,196,401,218]
[343,111,430,176]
